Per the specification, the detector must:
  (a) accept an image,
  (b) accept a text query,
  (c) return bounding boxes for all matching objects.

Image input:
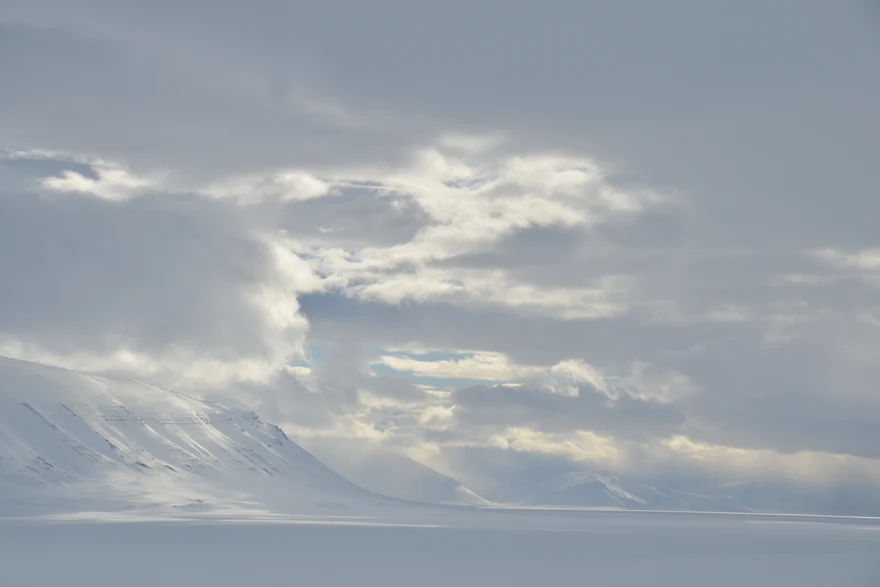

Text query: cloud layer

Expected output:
[2,0,880,502]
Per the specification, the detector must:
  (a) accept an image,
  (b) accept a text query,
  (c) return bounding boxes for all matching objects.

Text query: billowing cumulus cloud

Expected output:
[1,0,880,507]
[0,154,317,385]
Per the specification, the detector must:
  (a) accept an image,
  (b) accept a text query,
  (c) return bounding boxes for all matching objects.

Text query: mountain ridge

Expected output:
[0,355,388,516]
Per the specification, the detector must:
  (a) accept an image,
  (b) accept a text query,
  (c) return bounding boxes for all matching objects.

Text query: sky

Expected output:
[1,0,880,498]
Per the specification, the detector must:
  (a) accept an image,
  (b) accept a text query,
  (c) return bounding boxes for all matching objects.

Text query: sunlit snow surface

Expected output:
[2,511,880,586]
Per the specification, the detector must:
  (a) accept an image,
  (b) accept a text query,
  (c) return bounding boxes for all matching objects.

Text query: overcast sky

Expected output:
[2,0,879,494]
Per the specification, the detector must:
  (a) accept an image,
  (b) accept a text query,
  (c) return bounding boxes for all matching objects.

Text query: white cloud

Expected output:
[526,359,696,404]
[0,337,287,387]
[489,428,623,467]
[541,360,611,398]
[204,171,330,203]
[374,351,540,382]
[285,365,312,378]
[619,362,697,404]
[813,248,880,271]
[40,162,156,201]
[271,146,651,319]
[658,435,880,486]
[337,267,633,319]
[418,405,456,430]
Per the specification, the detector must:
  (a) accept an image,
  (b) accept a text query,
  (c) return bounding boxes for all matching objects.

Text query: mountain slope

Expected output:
[0,356,386,516]
[301,438,493,506]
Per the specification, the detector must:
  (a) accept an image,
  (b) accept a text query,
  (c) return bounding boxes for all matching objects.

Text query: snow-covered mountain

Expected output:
[489,468,880,516]
[0,356,389,516]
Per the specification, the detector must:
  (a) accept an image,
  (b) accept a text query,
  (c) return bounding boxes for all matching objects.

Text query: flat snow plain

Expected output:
[2,509,879,586]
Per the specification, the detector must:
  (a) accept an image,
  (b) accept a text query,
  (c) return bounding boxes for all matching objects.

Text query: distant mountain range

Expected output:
[467,467,880,517]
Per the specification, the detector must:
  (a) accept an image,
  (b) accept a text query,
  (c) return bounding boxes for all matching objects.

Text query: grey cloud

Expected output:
[673,318,880,460]
[436,225,665,289]
[301,293,733,366]
[0,21,426,178]
[310,343,429,405]
[451,383,686,441]
[430,217,863,331]
[3,1,878,252]
[220,370,340,431]
[0,180,300,367]
[260,188,429,248]
[300,290,880,462]
[217,343,437,437]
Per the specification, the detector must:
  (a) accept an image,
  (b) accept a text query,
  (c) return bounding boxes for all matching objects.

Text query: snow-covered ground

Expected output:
[1,513,879,587]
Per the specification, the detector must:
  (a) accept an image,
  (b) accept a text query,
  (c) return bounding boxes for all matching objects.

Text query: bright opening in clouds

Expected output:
[2,0,880,514]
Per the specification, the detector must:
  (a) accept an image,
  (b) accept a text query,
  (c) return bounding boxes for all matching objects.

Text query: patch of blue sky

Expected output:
[0,151,99,184]
[371,348,511,390]
[288,343,326,368]
[378,349,475,362]
[370,362,490,391]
